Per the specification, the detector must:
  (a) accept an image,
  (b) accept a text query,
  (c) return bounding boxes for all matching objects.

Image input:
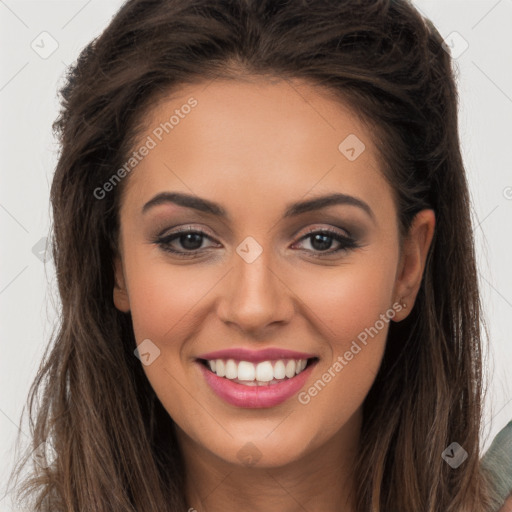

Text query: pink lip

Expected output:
[197,359,317,408]
[196,347,316,363]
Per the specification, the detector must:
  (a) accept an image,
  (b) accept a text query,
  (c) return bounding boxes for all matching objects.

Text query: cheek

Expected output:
[124,252,220,343]
[292,247,398,417]
[293,246,398,345]
[122,252,219,422]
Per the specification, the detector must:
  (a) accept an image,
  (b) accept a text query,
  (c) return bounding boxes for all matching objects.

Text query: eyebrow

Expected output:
[142,191,375,222]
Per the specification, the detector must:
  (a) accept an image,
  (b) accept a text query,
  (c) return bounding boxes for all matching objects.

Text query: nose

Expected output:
[216,249,295,336]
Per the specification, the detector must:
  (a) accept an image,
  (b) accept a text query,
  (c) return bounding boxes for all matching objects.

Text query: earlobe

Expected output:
[113,255,131,313]
[393,209,435,321]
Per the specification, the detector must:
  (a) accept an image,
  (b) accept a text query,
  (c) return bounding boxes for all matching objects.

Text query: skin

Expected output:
[113,78,435,511]
[500,495,512,512]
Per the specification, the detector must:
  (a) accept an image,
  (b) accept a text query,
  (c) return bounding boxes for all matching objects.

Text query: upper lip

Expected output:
[196,347,317,363]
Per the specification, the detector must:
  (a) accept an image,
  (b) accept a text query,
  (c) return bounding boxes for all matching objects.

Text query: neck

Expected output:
[177,411,361,512]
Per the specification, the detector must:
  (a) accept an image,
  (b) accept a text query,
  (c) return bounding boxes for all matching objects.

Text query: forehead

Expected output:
[120,78,393,219]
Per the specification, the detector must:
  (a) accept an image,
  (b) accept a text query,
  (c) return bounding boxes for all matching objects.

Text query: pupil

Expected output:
[311,233,332,251]
[181,233,203,250]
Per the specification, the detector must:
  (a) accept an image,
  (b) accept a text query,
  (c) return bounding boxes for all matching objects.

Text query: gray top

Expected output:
[481,420,512,510]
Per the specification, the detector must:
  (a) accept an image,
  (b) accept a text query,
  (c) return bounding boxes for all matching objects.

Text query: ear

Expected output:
[392,209,435,321]
[113,255,131,313]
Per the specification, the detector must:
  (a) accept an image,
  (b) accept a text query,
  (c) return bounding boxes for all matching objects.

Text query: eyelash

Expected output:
[154,225,359,258]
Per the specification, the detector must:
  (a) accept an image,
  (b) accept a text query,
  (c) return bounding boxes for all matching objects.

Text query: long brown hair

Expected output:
[9,0,496,510]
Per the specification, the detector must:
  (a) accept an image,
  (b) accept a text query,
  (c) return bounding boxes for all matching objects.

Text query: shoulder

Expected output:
[498,494,512,512]
[481,420,512,511]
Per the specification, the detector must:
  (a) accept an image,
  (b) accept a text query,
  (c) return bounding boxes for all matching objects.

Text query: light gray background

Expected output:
[1,1,511,509]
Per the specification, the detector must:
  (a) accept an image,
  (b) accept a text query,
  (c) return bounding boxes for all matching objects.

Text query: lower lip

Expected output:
[197,361,316,408]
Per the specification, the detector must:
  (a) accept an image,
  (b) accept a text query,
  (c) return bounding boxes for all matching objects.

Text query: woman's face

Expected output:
[113,78,434,469]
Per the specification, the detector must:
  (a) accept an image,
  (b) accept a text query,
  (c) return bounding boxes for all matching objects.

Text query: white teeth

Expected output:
[296,359,307,374]
[273,360,286,380]
[225,359,238,379]
[237,361,255,381]
[255,361,274,382]
[216,359,225,377]
[285,360,296,378]
[206,358,311,383]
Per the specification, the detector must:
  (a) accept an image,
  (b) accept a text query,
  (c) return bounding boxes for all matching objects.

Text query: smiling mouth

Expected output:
[198,357,319,386]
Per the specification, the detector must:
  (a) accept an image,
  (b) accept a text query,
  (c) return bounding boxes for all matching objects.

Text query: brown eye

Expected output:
[293,228,359,256]
[156,227,221,256]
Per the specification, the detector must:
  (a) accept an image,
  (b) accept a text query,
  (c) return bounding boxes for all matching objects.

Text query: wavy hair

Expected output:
[9,0,496,510]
